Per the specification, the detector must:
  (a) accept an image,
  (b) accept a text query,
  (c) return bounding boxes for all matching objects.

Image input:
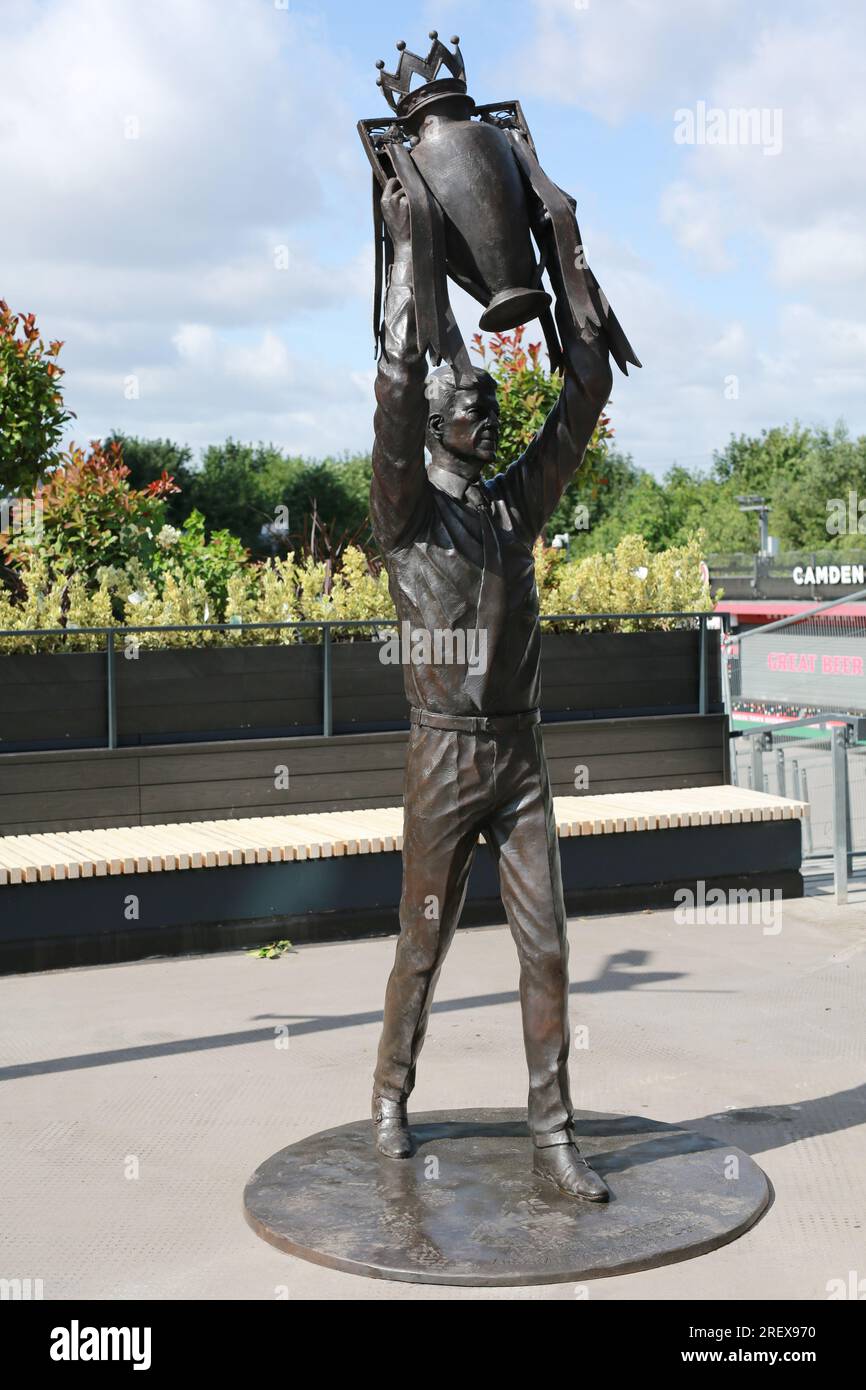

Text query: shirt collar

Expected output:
[427,463,472,501]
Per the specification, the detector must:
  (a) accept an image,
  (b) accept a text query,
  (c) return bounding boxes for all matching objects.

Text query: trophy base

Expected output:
[243,1108,770,1286]
[479,286,552,332]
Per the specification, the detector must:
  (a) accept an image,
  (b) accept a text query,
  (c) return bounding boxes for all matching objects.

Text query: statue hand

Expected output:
[381,177,411,253]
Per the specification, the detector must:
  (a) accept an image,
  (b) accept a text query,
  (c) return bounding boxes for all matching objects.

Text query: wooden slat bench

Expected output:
[0,787,807,974]
[0,787,805,885]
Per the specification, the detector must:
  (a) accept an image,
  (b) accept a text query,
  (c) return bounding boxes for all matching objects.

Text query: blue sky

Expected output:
[3,0,864,476]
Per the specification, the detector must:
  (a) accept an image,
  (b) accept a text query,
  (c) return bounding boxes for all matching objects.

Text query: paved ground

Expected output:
[1,870,864,1301]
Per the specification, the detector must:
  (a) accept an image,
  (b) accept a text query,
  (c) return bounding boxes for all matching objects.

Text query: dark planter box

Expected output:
[0,627,720,752]
[0,713,730,836]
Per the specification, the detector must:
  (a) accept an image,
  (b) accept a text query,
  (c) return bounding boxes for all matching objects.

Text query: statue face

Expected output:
[437,381,500,468]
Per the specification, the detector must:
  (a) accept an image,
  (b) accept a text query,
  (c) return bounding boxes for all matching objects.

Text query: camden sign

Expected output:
[739,631,866,709]
[792,563,866,586]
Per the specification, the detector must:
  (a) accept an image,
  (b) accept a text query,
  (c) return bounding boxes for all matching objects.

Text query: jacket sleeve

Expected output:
[369,257,431,553]
[499,324,613,541]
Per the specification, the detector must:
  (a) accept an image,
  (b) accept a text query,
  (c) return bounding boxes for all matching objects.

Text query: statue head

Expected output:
[425,365,500,477]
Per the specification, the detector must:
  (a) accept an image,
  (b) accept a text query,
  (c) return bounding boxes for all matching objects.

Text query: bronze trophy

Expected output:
[358,31,640,385]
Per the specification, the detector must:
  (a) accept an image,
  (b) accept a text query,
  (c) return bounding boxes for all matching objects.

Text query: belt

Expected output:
[409,706,541,734]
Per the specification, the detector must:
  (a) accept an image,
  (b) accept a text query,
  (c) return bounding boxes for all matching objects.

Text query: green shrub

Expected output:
[539,531,715,630]
[1,439,179,582]
[0,535,713,653]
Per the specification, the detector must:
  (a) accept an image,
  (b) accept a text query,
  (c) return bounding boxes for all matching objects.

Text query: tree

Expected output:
[710,423,814,493]
[771,425,866,551]
[0,301,75,493]
[105,433,197,528]
[187,441,373,557]
[710,422,866,552]
[1,438,179,580]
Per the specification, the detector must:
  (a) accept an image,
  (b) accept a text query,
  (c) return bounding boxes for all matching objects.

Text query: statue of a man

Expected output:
[370,176,613,1201]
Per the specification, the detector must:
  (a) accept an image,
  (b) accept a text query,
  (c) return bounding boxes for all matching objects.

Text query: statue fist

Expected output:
[380,177,411,250]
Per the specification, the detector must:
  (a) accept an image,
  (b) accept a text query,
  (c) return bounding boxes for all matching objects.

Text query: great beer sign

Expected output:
[767,650,863,676]
[740,632,866,708]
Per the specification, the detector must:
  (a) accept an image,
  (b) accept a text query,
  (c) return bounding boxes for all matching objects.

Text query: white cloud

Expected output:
[0,0,371,459]
[3,0,865,478]
[172,324,219,368]
[609,285,866,474]
[70,331,374,459]
[0,0,351,264]
[516,0,745,124]
[659,183,734,273]
[672,15,866,313]
[516,1,866,304]
[501,0,866,473]
[773,222,866,290]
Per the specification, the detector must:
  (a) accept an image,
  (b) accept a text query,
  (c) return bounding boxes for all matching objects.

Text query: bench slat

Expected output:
[0,788,808,885]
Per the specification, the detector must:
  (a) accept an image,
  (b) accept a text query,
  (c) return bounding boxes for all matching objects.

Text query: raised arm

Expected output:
[500,298,614,541]
[369,178,430,554]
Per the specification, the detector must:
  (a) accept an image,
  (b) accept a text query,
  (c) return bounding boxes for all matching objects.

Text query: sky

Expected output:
[2,0,865,476]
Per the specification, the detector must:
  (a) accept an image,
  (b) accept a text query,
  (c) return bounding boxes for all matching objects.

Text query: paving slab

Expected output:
[1,880,864,1300]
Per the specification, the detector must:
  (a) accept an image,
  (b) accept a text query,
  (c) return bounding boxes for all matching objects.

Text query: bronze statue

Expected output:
[364,34,639,1202]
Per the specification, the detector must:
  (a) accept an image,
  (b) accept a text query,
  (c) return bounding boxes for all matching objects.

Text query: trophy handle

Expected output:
[475,99,539,156]
[357,117,409,187]
[358,118,407,353]
[505,128,641,376]
[358,116,475,383]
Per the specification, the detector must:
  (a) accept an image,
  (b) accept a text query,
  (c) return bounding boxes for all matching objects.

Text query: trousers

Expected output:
[373,716,574,1143]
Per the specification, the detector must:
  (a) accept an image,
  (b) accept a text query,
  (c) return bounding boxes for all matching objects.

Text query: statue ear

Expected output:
[427,411,444,442]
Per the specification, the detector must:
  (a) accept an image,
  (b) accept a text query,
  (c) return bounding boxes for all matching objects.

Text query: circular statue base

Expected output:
[243,1109,770,1286]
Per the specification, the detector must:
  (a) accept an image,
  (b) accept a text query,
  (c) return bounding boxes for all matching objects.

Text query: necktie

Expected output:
[461,484,506,707]
[464,482,491,514]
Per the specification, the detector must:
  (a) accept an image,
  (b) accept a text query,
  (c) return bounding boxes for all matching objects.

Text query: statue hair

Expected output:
[424,365,496,423]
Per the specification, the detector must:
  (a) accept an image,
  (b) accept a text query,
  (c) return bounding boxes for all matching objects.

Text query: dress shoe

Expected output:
[371,1095,412,1159]
[533,1140,610,1202]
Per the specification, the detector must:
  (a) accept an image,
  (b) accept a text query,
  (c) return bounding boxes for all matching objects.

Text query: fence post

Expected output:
[322,623,333,737]
[751,735,765,794]
[698,613,708,715]
[775,745,787,797]
[831,726,849,904]
[800,766,814,855]
[720,622,732,719]
[106,628,117,750]
[845,729,854,876]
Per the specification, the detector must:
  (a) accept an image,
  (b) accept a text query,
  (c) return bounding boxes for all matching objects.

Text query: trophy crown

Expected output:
[374,31,466,117]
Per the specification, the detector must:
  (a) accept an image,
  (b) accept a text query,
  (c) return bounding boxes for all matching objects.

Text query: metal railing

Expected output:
[731,713,859,903]
[709,550,866,583]
[0,610,715,747]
